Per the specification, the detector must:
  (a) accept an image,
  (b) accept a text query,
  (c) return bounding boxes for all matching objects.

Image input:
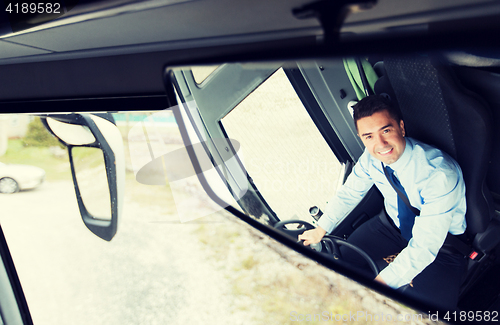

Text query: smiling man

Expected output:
[299,95,467,310]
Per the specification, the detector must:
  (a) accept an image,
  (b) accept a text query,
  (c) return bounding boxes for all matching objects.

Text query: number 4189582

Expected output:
[444,311,498,322]
[5,3,61,14]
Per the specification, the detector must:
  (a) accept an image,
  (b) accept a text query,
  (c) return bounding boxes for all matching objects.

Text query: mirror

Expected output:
[41,113,125,241]
[72,147,112,220]
[166,52,500,315]
[46,118,95,145]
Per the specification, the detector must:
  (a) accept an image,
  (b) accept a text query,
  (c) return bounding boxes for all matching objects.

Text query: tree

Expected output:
[22,117,65,148]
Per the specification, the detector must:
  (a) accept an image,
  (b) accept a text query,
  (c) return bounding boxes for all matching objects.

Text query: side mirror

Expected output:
[41,113,125,241]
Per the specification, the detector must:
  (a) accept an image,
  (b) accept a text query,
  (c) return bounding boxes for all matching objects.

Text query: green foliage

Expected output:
[22,117,65,148]
[3,139,71,181]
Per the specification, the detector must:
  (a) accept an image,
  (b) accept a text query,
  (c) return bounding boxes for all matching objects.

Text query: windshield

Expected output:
[0,106,431,324]
[2,49,500,324]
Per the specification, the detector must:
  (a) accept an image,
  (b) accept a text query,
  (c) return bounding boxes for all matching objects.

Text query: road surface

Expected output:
[0,180,252,325]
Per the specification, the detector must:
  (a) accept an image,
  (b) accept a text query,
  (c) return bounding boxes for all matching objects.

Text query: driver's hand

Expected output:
[298,226,327,246]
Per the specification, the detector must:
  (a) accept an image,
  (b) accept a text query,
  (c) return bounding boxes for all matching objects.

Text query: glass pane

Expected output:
[46,118,95,145]
[221,68,343,222]
[192,65,219,84]
[72,146,111,220]
[0,111,436,324]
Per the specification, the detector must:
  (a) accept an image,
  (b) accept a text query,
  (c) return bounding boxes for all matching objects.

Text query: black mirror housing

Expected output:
[41,113,125,241]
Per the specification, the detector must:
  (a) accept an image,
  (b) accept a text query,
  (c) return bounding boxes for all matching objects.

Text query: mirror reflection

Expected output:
[46,118,96,146]
[72,146,111,220]
[171,52,500,311]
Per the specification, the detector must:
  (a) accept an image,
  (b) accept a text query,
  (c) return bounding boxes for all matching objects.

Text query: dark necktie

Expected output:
[385,166,416,240]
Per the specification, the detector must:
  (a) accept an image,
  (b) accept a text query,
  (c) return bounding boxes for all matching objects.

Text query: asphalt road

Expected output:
[0,180,251,325]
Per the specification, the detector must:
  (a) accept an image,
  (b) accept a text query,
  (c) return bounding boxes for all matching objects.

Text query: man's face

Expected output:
[357,110,406,165]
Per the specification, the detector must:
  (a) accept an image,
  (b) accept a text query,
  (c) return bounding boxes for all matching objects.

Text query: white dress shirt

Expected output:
[317,137,466,288]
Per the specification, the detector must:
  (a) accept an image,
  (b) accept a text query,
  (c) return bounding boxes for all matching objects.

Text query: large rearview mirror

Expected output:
[41,113,125,241]
[164,51,500,318]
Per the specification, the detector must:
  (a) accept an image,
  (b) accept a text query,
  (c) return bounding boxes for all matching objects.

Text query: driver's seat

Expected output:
[377,54,499,294]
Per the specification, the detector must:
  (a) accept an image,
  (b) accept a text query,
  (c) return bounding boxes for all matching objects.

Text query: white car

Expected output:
[0,162,45,194]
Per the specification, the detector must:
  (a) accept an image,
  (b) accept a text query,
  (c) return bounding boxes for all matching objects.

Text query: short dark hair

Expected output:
[353,95,402,130]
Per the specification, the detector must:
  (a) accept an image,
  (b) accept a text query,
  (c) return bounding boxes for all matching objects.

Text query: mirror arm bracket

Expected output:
[292,0,377,45]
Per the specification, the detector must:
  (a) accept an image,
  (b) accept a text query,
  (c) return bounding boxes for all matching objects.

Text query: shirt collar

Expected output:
[384,137,412,171]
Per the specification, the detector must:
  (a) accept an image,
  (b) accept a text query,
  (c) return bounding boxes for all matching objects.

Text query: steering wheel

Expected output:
[320,235,379,277]
[274,219,379,277]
